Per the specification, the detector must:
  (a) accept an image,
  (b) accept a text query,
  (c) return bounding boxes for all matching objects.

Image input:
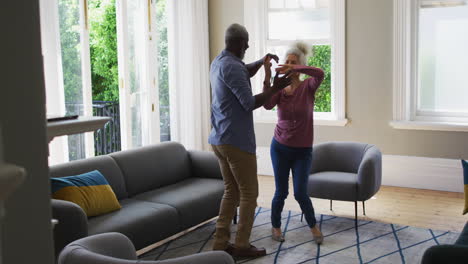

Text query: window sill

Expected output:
[389,121,468,132]
[255,117,349,127]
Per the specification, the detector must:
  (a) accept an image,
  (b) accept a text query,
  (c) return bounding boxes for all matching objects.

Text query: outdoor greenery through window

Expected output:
[56,0,170,161]
[307,45,331,112]
[156,0,170,142]
[58,0,86,160]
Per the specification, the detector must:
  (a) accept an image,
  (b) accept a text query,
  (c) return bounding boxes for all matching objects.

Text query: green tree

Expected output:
[89,0,119,102]
[308,45,331,112]
[156,0,171,141]
[58,0,83,108]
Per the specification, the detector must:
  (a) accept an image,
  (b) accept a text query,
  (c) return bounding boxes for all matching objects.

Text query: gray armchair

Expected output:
[306,142,382,227]
[58,232,234,264]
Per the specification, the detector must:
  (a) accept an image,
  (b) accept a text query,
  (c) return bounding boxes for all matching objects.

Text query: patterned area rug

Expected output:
[139,207,459,264]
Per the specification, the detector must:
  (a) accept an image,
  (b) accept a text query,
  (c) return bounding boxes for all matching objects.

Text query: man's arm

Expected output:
[253,72,291,109]
[245,53,279,77]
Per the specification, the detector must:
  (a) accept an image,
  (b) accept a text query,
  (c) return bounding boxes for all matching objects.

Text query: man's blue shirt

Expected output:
[208,50,256,154]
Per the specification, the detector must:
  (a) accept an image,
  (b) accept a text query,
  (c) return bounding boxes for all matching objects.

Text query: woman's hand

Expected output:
[272,71,292,91]
[276,64,295,74]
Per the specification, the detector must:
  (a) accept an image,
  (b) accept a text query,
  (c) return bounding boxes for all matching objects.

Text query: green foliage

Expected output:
[307,45,331,112]
[89,0,119,102]
[157,0,169,108]
[58,0,83,108]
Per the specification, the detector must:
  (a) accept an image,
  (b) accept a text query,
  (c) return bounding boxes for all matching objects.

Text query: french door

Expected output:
[116,0,160,149]
[40,0,94,164]
[41,0,161,165]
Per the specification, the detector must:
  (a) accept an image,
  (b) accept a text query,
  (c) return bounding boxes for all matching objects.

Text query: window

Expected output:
[244,0,347,126]
[392,0,468,132]
[40,0,170,165]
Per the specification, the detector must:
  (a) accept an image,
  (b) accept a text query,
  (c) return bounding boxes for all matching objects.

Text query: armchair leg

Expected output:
[301,213,304,222]
[362,201,366,216]
[330,200,333,211]
[233,210,237,224]
[354,201,358,228]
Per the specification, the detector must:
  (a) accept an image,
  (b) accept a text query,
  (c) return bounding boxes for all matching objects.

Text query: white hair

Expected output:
[225,23,249,43]
[285,42,311,65]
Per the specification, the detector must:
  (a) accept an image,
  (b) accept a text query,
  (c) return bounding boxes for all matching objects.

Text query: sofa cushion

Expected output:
[133,178,224,229]
[110,142,192,196]
[50,155,128,200]
[307,171,358,201]
[51,170,121,217]
[88,198,180,250]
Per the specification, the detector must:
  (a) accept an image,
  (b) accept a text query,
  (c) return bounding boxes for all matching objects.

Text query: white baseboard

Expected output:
[256,147,464,193]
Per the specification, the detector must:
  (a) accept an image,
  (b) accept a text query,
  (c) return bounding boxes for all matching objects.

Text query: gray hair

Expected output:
[285,42,311,65]
[225,23,249,43]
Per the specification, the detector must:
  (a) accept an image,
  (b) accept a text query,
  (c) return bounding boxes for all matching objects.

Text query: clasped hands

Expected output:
[262,53,293,91]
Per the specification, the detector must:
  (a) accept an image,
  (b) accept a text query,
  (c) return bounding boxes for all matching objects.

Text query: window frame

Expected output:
[392,0,468,132]
[244,0,347,126]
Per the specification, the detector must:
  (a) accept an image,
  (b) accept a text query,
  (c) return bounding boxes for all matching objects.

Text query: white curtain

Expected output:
[168,0,211,151]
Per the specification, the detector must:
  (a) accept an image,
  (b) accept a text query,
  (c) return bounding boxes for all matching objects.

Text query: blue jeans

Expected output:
[270,138,317,228]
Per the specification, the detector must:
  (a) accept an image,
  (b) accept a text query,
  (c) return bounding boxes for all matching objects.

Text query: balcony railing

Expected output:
[93,101,121,156]
[66,102,170,158]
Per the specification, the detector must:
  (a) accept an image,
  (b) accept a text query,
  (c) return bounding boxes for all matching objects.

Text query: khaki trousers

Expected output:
[211,144,258,250]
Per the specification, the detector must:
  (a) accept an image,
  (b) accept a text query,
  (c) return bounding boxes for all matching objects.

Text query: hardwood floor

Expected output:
[257,175,467,232]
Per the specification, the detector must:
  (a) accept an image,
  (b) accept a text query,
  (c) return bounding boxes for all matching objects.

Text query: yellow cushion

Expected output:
[51,170,121,217]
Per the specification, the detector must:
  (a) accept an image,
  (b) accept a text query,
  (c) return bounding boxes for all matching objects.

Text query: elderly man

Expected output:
[209,23,291,258]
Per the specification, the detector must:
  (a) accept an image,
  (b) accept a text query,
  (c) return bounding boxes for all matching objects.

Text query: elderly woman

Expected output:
[263,42,325,244]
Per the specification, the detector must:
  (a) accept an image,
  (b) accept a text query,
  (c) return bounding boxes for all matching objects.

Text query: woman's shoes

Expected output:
[311,226,324,244]
[271,228,285,242]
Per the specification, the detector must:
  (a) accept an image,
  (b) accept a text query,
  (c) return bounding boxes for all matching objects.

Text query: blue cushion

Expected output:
[51,170,121,217]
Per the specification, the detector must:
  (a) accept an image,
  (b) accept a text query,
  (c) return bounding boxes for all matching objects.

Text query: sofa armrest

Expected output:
[357,146,382,201]
[421,244,468,264]
[188,150,223,179]
[52,199,88,256]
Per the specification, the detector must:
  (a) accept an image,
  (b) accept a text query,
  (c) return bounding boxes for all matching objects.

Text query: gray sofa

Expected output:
[50,142,224,256]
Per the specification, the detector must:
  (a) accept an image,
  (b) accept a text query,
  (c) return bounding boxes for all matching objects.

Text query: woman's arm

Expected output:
[277,64,325,91]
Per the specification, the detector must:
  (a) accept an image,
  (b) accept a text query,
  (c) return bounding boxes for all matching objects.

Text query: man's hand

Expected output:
[263,55,273,81]
[263,53,279,64]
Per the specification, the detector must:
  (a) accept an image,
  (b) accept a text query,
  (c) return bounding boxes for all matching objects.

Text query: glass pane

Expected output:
[58,0,86,161]
[268,2,330,40]
[156,0,171,142]
[285,0,299,8]
[418,3,468,112]
[266,44,331,112]
[269,0,284,9]
[127,0,146,147]
[89,0,121,156]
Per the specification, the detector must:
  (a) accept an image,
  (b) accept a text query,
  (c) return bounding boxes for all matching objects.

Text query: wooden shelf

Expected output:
[47,116,111,143]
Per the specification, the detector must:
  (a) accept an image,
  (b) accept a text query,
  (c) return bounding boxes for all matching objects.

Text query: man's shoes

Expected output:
[224,242,235,255]
[213,242,235,254]
[231,244,267,258]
